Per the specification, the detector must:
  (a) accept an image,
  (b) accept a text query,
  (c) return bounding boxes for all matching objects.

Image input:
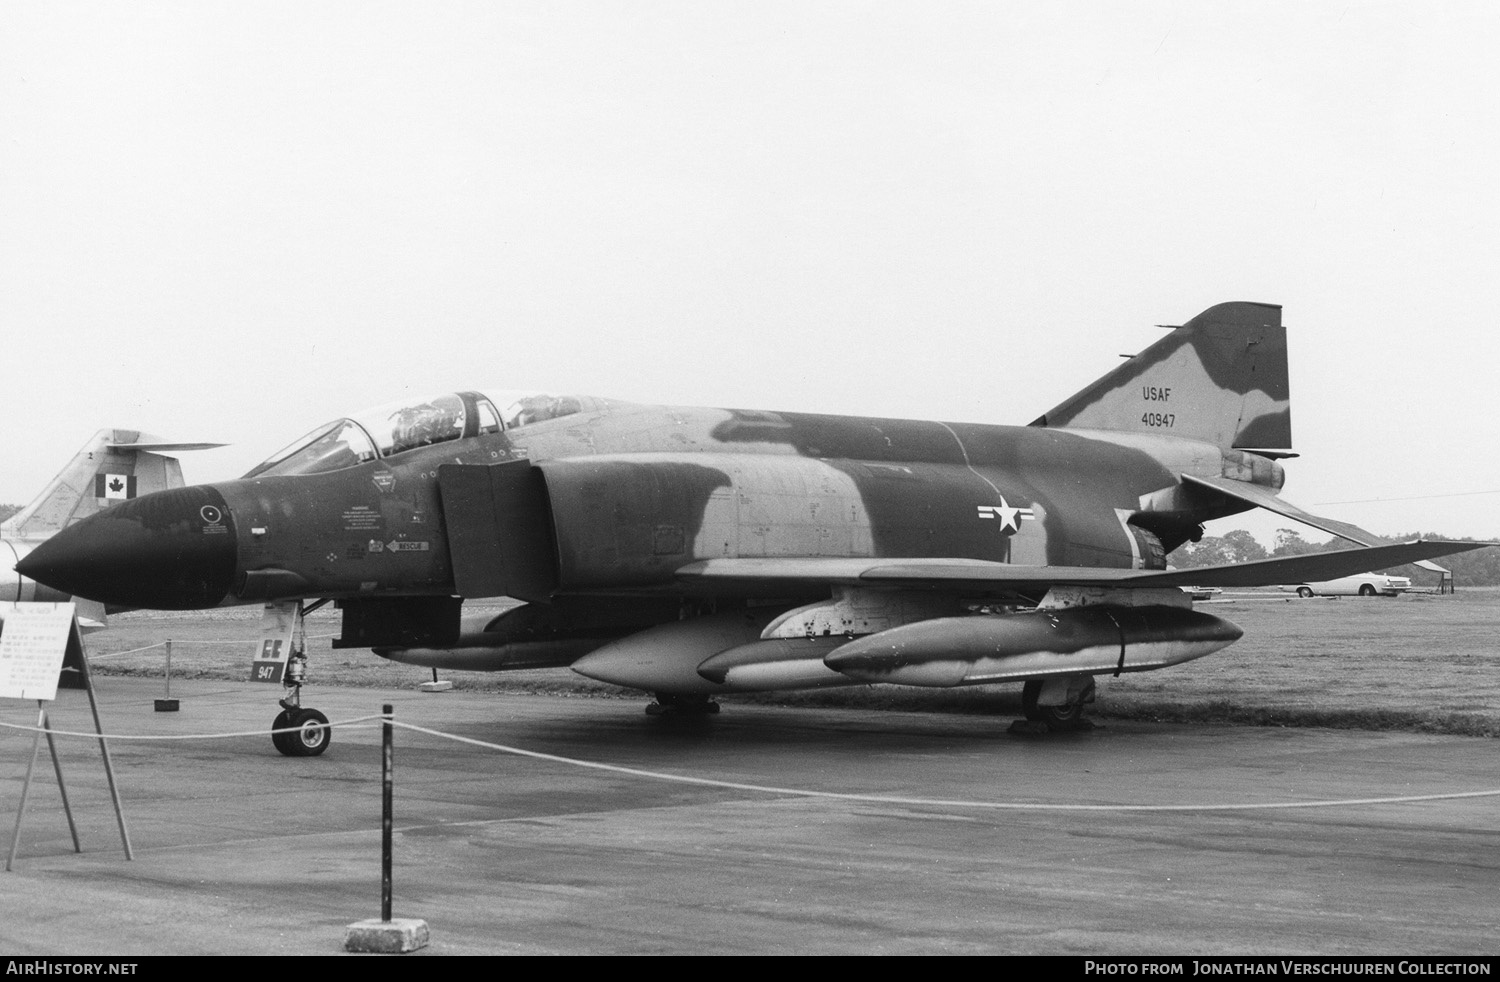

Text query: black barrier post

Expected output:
[343,702,427,953]
[155,639,179,712]
[382,703,393,922]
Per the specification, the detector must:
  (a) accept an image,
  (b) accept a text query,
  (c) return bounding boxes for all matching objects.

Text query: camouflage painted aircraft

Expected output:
[17,302,1490,754]
[2,429,221,631]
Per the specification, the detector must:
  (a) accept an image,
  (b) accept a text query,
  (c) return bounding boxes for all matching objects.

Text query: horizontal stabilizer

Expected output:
[107,441,226,452]
[1182,474,1449,572]
[675,539,1492,593]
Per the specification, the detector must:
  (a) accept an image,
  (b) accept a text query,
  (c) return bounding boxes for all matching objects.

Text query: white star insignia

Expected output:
[976,496,1035,535]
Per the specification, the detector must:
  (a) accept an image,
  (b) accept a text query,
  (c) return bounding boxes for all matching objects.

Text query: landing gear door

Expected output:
[437,462,559,603]
[251,601,299,684]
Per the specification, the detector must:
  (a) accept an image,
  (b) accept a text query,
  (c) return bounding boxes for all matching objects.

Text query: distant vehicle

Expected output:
[1179,586,1223,601]
[1281,573,1412,598]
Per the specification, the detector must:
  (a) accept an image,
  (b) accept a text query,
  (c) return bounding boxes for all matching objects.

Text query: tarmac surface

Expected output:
[2,675,1498,956]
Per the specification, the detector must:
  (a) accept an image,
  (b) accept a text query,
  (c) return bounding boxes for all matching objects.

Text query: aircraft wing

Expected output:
[1182,474,1451,573]
[1140,540,1492,587]
[0,598,106,631]
[674,539,1491,594]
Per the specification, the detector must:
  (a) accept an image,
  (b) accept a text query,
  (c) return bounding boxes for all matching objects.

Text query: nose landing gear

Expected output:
[256,600,333,757]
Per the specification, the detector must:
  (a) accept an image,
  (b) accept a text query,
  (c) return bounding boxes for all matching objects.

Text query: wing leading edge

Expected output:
[674,539,1491,594]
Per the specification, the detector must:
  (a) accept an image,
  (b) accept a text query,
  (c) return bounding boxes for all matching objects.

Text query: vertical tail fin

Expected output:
[1031,301,1292,454]
[1,430,224,539]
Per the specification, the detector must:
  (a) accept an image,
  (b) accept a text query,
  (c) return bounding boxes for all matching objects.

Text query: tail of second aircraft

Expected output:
[1031,301,1292,455]
[1,430,224,540]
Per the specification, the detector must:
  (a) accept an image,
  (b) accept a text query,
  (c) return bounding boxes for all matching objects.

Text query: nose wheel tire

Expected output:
[272,707,331,757]
[271,709,294,755]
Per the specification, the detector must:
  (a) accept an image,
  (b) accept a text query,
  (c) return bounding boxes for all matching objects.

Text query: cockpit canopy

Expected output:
[243,389,594,478]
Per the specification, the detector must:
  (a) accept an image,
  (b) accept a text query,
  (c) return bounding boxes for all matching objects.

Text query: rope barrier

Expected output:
[387,719,1500,813]
[0,714,382,741]
[6,709,1496,814]
[88,643,167,658]
[88,632,340,659]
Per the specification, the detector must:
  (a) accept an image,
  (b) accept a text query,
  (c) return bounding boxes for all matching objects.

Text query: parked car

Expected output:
[1280,573,1412,598]
[1178,586,1223,601]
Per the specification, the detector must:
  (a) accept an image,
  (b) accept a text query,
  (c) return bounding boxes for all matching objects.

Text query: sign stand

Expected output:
[2,603,133,869]
[79,628,133,863]
[8,703,82,870]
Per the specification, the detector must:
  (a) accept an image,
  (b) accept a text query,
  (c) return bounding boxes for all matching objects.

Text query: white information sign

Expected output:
[251,602,299,684]
[0,602,78,701]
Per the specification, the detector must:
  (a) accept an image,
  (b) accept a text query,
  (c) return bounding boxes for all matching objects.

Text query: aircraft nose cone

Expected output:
[17,485,238,609]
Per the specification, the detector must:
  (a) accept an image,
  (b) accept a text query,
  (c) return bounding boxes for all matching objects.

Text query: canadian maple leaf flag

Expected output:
[95,473,137,500]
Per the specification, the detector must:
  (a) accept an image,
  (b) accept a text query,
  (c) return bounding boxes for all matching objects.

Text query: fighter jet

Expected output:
[17,302,1489,754]
[2,429,222,630]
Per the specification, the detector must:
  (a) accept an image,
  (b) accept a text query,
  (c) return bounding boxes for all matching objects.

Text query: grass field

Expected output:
[83,588,1500,736]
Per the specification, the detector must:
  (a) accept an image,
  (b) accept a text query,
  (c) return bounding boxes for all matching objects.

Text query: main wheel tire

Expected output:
[1021,679,1089,726]
[271,709,296,756]
[1297,586,1314,598]
[284,708,331,757]
[648,694,720,717]
[1358,584,1377,597]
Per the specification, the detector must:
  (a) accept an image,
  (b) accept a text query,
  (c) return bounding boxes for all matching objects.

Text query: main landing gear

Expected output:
[645,692,721,718]
[1011,676,1097,735]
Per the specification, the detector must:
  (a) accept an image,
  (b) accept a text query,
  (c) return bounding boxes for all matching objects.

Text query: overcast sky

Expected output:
[3,2,1497,546]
